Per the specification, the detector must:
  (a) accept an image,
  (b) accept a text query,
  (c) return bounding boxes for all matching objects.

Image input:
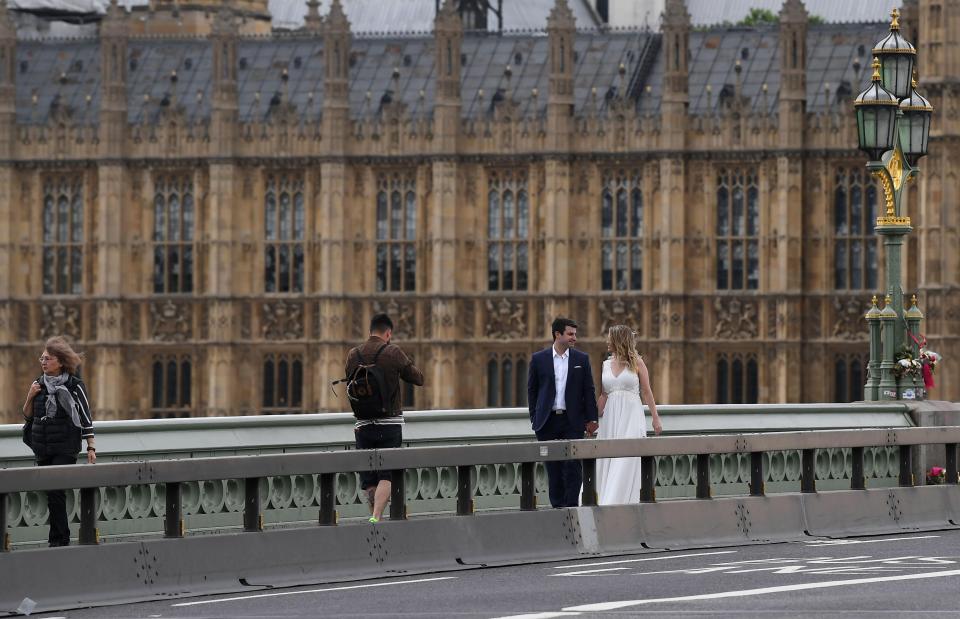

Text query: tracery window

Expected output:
[601,169,643,291]
[716,169,759,290]
[42,175,84,295]
[834,169,879,290]
[262,353,304,414]
[716,353,759,404]
[486,356,529,407]
[834,354,867,403]
[376,172,417,292]
[264,173,305,294]
[487,170,529,291]
[151,355,192,418]
[153,174,195,294]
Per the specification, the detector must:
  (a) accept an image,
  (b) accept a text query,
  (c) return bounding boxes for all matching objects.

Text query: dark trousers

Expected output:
[37,454,77,547]
[535,413,582,508]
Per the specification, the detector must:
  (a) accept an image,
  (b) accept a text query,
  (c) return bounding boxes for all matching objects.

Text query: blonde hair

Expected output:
[44,336,84,375]
[607,325,641,376]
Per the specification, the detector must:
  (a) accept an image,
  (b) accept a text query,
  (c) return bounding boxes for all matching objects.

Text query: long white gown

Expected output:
[596,358,647,505]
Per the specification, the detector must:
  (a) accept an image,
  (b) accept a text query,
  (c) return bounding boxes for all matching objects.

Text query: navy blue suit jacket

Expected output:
[527,347,599,434]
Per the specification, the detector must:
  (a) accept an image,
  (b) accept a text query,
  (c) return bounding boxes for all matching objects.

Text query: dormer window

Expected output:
[459,0,488,30]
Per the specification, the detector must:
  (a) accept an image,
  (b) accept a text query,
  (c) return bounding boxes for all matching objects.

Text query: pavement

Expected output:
[43,529,960,618]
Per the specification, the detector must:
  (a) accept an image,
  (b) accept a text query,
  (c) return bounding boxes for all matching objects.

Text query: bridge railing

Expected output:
[1,426,957,552]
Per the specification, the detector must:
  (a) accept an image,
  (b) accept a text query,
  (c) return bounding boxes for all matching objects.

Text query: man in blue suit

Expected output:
[527,317,599,508]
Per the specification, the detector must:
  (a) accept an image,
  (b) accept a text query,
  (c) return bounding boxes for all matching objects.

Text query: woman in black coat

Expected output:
[21,336,96,547]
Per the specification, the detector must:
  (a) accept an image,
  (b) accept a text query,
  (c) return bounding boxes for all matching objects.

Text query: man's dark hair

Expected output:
[551,317,578,339]
[370,313,394,334]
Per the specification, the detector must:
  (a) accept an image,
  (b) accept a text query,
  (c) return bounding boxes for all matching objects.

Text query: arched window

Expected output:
[264,173,305,293]
[486,356,529,407]
[262,353,304,413]
[601,169,643,290]
[716,168,759,290]
[487,170,529,291]
[716,353,759,404]
[835,353,867,402]
[150,355,192,418]
[153,174,195,294]
[834,169,879,290]
[42,175,84,295]
[376,172,417,292]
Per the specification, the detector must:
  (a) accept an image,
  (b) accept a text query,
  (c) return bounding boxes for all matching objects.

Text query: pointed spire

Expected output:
[662,0,690,28]
[0,0,14,38]
[547,0,575,29]
[304,0,322,33]
[101,0,127,37]
[326,0,350,31]
[779,0,807,24]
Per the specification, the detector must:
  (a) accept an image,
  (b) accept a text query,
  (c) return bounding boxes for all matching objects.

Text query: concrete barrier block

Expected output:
[376,510,581,573]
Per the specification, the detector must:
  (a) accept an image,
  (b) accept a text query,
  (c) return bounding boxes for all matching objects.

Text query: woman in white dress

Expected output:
[596,325,663,505]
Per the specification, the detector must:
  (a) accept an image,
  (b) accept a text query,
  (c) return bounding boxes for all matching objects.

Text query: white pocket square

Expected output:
[573,366,582,369]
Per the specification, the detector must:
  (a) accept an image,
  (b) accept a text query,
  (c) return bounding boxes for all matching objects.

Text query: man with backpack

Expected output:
[344,313,424,523]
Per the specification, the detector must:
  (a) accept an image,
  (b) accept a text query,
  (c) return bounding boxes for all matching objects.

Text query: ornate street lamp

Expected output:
[854,8,934,402]
[899,77,933,166]
[854,58,899,161]
[872,7,915,99]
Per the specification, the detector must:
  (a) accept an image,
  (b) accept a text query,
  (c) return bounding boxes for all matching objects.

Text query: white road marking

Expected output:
[554,567,632,576]
[630,555,959,577]
[171,576,457,607]
[562,568,960,612]
[805,535,940,546]
[550,550,737,569]
[490,613,580,619]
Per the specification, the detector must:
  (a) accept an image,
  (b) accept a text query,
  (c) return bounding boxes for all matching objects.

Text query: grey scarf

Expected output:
[41,373,82,429]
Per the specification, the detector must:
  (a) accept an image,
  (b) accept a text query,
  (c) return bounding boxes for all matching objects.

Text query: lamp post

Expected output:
[854,8,933,401]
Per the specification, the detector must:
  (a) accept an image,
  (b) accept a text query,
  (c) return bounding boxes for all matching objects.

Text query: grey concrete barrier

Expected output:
[3,487,960,616]
[802,486,960,537]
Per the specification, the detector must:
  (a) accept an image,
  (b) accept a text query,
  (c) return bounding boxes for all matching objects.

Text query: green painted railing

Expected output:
[0,403,922,546]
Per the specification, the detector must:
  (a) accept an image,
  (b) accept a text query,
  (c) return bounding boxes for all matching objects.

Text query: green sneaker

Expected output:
[368,516,379,524]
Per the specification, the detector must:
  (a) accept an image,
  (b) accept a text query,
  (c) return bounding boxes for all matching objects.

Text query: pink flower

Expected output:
[930,467,944,476]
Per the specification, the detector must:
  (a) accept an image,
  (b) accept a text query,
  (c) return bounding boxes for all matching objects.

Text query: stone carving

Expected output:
[427,299,453,337]
[713,298,758,340]
[598,298,640,335]
[371,299,415,339]
[240,303,252,339]
[126,302,141,341]
[485,298,526,339]
[832,297,867,340]
[805,298,822,339]
[767,301,778,338]
[41,301,81,340]
[96,300,122,342]
[150,300,191,342]
[262,301,303,340]
[689,300,704,339]
[461,299,476,338]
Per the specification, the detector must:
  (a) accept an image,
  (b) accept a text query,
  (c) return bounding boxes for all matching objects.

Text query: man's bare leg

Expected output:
[372,479,391,520]
[365,487,376,513]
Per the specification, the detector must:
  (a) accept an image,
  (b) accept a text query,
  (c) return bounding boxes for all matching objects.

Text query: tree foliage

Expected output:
[738,8,778,26]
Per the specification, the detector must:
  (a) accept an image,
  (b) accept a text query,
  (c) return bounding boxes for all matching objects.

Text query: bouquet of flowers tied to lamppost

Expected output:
[918,347,941,389]
[893,347,923,380]
[893,344,942,389]
[926,466,946,485]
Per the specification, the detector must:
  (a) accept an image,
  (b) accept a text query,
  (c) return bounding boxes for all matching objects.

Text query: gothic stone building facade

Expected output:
[0,0,957,422]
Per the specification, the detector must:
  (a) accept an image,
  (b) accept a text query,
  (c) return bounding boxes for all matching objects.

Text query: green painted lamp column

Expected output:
[905,295,925,396]
[864,296,881,401]
[878,295,899,400]
[853,9,933,401]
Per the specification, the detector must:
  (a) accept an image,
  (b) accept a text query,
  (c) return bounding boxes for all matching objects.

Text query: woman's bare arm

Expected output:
[637,359,662,435]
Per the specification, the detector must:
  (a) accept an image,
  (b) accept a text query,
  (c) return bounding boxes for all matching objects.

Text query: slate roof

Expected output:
[12,21,892,125]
